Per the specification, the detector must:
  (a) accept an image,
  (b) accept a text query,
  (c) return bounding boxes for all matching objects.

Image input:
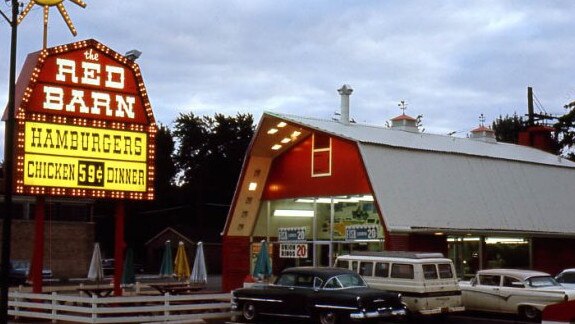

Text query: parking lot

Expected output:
[205,312,536,324]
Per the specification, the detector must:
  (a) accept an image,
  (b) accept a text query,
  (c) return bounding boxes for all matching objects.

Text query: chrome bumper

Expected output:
[350,306,407,319]
[419,306,465,315]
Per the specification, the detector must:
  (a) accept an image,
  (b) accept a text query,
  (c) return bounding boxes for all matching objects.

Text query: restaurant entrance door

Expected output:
[314,242,333,267]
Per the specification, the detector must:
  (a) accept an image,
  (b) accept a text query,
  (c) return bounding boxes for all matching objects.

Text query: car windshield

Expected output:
[527,276,561,288]
[324,273,367,289]
[558,272,575,283]
[12,260,30,270]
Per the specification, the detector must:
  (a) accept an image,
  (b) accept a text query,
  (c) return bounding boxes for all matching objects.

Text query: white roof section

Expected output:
[360,144,575,235]
[267,112,575,168]
[476,269,551,280]
[266,111,575,235]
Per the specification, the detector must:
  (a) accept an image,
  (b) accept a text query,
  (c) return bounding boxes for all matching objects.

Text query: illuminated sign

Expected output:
[345,225,379,241]
[278,227,306,242]
[27,46,148,124]
[24,122,146,161]
[23,122,147,191]
[9,39,156,200]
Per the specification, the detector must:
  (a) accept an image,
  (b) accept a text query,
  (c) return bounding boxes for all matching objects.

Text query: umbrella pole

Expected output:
[113,201,125,296]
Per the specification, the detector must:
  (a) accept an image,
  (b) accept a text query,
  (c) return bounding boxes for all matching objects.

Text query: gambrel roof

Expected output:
[267,112,575,236]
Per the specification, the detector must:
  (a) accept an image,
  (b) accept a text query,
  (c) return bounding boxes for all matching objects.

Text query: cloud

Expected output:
[2,0,575,159]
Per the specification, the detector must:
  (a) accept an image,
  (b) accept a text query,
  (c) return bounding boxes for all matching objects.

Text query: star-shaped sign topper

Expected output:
[18,0,87,47]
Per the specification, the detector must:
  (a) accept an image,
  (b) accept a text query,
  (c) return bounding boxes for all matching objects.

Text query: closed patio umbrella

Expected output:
[87,242,104,283]
[190,241,207,285]
[159,240,173,278]
[253,240,272,281]
[121,248,136,285]
[174,241,190,281]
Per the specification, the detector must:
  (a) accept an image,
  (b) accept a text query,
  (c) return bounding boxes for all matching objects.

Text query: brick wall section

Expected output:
[532,237,575,275]
[409,234,448,256]
[385,234,410,251]
[222,236,251,292]
[386,233,448,256]
[0,219,94,278]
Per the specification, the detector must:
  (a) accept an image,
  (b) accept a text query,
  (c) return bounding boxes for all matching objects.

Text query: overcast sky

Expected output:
[2,0,575,158]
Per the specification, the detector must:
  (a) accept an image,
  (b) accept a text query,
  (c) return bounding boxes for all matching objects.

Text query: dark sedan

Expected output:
[232,267,407,324]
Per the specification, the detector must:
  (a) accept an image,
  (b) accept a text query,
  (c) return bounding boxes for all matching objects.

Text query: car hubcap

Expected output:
[243,303,255,320]
[321,311,336,324]
[524,307,539,319]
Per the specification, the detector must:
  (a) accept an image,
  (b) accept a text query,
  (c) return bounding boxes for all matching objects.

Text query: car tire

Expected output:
[319,310,338,324]
[520,306,541,322]
[242,302,257,322]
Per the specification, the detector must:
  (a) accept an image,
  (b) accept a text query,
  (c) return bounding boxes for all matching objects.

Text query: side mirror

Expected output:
[470,278,477,286]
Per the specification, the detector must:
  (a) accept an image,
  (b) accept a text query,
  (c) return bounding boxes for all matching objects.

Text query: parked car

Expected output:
[555,268,575,289]
[11,260,53,279]
[231,266,407,324]
[460,269,575,321]
[2,261,27,286]
[335,251,464,316]
[102,258,145,276]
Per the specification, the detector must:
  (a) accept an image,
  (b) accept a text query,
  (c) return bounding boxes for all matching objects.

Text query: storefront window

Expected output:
[449,236,530,279]
[251,195,384,269]
[448,237,480,279]
[485,237,529,269]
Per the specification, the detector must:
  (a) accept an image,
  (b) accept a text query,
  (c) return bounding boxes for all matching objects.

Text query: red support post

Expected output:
[31,197,45,293]
[113,201,125,296]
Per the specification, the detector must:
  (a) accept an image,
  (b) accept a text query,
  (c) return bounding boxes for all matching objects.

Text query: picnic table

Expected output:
[148,283,205,295]
[77,287,114,297]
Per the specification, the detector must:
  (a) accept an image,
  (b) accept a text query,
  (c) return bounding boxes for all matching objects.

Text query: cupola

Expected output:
[389,100,420,133]
[469,114,496,143]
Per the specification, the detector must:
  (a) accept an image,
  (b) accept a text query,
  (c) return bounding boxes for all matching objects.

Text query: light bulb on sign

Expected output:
[18,0,87,46]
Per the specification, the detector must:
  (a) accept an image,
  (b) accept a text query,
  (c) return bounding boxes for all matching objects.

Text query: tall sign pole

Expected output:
[0,0,19,321]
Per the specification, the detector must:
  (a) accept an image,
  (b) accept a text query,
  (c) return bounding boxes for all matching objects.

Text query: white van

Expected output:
[335,251,464,316]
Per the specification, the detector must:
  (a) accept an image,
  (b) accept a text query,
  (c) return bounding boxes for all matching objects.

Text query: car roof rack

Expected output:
[348,251,445,259]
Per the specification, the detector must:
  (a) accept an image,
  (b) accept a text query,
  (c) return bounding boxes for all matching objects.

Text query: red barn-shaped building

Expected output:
[222,85,575,291]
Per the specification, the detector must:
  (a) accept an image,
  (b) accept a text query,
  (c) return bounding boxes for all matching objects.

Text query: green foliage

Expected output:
[172,112,255,197]
[554,105,575,160]
[154,124,177,203]
[170,112,255,239]
[352,205,369,221]
[492,114,525,144]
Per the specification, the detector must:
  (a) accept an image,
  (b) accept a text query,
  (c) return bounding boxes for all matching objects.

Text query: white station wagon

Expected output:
[460,269,575,321]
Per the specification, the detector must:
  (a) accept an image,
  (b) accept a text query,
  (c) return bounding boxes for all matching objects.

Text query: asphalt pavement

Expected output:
[203,312,535,324]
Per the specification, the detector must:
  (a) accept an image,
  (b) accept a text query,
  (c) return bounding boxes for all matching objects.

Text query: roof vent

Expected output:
[390,100,420,133]
[469,114,496,143]
[337,84,353,125]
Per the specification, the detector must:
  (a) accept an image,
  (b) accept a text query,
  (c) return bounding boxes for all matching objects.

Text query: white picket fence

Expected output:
[8,291,233,323]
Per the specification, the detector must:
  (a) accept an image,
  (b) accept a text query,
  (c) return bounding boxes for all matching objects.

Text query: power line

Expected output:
[532,91,548,114]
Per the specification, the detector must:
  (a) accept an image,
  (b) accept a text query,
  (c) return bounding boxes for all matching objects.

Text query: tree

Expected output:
[492,114,526,144]
[173,112,254,198]
[172,112,255,238]
[554,104,575,160]
[154,124,177,204]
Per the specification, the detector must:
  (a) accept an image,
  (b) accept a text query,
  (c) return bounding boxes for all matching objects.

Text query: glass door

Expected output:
[313,242,333,267]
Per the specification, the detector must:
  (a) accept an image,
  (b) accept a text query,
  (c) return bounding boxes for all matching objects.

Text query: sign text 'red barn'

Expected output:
[9,39,156,200]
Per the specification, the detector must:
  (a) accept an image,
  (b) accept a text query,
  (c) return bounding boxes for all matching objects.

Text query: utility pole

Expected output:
[0,0,19,322]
